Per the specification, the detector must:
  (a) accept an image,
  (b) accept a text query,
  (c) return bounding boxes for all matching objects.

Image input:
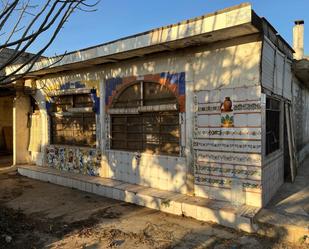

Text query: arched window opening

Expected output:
[109,81,180,155]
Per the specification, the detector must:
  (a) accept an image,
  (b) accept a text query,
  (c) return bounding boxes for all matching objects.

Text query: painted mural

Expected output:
[45,145,102,176]
[105,72,186,112]
[193,86,262,194]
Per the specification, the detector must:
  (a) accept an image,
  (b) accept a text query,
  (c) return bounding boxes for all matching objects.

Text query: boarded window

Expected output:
[266,97,280,155]
[50,94,96,147]
[110,81,180,155]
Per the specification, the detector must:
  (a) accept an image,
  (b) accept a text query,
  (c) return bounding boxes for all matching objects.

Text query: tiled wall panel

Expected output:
[193,86,262,207]
[106,150,187,194]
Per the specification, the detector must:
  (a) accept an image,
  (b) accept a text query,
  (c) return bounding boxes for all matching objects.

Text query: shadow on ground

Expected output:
[0,171,307,249]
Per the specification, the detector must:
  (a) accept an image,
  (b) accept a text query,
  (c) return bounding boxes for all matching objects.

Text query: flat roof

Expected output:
[5,2,294,78]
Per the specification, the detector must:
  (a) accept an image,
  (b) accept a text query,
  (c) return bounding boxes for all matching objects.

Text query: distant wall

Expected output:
[0,96,13,151]
[292,76,309,162]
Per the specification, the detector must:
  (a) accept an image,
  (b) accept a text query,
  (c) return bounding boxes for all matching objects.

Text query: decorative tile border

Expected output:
[196,101,261,114]
[194,127,262,140]
[195,164,261,180]
[105,72,186,112]
[195,151,261,166]
[43,81,100,114]
[233,101,261,113]
[193,139,262,153]
[195,174,262,190]
[45,145,102,176]
[195,174,231,188]
[193,87,263,195]
[196,103,221,114]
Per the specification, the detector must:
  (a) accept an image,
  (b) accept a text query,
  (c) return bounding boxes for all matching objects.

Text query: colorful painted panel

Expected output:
[105,72,186,112]
[45,145,102,176]
[43,80,100,114]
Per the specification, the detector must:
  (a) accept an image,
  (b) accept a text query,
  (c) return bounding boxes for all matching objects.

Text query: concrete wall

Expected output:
[13,92,31,165]
[0,96,13,151]
[292,76,309,162]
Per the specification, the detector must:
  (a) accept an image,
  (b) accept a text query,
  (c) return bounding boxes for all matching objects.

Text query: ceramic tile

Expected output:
[196,90,209,103]
[208,114,221,127]
[247,113,261,127]
[234,113,247,127]
[210,90,220,103]
[220,88,234,103]
[197,115,209,127]
[246,85,261,100]
[197,103,221,114]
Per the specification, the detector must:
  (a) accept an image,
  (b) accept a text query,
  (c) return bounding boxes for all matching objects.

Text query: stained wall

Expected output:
[292,76,309,162]
[0,96,13,151]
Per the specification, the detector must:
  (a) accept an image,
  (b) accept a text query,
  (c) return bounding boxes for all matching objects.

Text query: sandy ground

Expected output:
[0,170,308,249]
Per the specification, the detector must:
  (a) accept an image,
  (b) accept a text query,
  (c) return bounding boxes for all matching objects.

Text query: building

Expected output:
[3,3,309,230]
[0,48,36,165]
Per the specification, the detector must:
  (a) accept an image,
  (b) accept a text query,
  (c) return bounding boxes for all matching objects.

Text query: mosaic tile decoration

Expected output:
[105,72,186,112]
[45,145,102,176]
[193,87,262,191]
[44,81,101,114]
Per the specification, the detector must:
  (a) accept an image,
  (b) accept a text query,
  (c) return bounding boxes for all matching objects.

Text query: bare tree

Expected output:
[0,0,99,85]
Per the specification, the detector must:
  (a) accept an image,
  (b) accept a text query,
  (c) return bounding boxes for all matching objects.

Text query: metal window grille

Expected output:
[51,94,96,147]
[110,81,180,155]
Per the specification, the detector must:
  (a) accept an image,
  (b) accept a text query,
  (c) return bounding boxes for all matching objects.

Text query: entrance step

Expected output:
[17,165,260,233]
[255,208,309,243]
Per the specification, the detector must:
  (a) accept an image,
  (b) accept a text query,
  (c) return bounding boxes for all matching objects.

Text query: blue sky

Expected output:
[40,0,309,56]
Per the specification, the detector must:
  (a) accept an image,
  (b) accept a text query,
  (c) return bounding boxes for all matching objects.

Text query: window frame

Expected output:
[109,81,181,156]
[265,96,282,156]
[49,92,96,148]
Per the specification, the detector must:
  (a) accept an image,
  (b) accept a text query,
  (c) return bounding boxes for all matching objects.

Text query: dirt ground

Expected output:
[0,170,308,249]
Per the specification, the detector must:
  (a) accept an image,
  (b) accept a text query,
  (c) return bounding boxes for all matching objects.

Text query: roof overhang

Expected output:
[6,2,294,78]
[6,3,264,77]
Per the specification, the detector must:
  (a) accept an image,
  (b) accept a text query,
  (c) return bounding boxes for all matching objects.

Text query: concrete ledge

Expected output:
[17,165,260,233]
[255,209,309,243]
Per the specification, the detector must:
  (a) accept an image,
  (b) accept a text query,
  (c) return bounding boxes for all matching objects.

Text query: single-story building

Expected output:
[3,3,309,218]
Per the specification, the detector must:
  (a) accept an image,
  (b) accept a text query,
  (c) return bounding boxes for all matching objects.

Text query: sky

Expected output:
[37,0,309,56]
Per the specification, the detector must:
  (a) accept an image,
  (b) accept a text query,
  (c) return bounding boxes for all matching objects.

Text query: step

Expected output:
[255,209,309,243]
[17,165,260,233]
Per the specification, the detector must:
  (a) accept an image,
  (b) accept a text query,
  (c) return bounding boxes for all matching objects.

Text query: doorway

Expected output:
[0,93,14,168]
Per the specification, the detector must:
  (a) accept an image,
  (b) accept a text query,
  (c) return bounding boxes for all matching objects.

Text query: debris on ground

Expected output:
[0,171,307,249]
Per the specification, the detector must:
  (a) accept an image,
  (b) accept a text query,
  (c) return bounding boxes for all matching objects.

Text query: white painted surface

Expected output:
[6,4,254,75]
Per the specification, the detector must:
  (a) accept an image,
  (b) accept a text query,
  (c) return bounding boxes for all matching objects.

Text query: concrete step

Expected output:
[255,209,309,243]
[17,165,260,233]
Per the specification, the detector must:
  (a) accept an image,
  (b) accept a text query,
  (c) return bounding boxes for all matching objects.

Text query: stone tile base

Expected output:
[17,165,260,233]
